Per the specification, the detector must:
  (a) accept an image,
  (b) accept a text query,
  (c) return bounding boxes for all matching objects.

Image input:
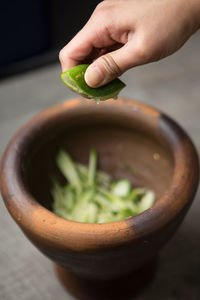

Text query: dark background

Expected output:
[0,0,100,78]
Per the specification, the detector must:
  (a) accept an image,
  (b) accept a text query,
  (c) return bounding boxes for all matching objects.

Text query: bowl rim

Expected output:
[0,98,199,250]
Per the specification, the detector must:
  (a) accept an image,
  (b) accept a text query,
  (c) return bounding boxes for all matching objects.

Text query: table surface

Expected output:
[0,32,199,300]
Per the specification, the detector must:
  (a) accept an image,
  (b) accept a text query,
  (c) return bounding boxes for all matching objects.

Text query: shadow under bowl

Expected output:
[0,98,199,300]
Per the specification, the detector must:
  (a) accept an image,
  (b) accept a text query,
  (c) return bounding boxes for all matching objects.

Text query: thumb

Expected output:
[84,43,138,87]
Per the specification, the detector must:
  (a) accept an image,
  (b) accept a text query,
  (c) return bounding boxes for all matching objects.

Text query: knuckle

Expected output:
[59,49,65,64]
[100,54,122,77]
[92,2,114,29]
[134,39,149,62]
[96,1,105,11]
[95,1,110,16]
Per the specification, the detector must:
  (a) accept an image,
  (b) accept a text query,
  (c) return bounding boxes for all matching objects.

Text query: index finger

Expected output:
[59,17,116,71]
[59,27,94,71]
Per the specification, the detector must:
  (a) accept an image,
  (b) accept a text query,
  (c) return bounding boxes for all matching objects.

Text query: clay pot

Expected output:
[0,98,199,300]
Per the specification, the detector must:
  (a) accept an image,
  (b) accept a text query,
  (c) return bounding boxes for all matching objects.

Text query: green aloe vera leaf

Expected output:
[61,64,126,101]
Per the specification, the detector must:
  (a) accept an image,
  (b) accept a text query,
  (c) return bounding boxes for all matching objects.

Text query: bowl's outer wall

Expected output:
[0,98,199,280]
[22,202,190,280]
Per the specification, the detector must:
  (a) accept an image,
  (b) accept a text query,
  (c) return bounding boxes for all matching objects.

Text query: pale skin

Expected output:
[59,0,200,88]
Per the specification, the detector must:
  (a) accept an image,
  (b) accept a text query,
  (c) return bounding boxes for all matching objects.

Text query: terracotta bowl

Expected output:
[0,98,199,300]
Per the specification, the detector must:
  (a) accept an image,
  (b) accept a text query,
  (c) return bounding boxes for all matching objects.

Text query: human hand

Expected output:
[59,0,200,87]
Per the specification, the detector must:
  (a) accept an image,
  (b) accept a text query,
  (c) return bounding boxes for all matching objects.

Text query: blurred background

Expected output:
[0,0,100,78]
[0,1,200,300]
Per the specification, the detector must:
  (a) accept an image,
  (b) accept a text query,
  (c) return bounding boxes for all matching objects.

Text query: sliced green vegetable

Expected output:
[61,64,126,101]
[111,179,131,197]
[88,148,97,186]
[56,150,82,193]
[52,148,155,223]
[137,190,155,213]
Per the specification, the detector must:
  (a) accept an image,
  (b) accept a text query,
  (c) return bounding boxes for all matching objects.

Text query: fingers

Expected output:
[59,27,94,72]
[59,28,116,72]
[59,5,116,72]
[59,0,148,87]
[85,39,147,87]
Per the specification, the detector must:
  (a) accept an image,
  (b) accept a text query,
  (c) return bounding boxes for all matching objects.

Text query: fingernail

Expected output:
[85,65,104,87]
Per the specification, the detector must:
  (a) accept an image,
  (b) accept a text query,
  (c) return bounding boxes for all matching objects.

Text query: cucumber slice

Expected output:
[61,64,125,101]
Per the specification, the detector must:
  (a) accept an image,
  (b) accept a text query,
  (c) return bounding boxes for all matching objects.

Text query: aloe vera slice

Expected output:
[61,64,126,101]
[52,149,155,223]
[56,150,82,193]
[88,148,97,186]
[111,179,131,197]
[137,190,155,213]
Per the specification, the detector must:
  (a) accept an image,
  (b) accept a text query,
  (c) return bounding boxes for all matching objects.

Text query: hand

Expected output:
[59,0,200,87]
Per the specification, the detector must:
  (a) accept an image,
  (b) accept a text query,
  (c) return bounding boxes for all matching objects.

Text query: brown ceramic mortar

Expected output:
[0,98,199,299]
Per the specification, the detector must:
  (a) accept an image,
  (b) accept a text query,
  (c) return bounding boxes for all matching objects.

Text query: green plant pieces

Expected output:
[88,148,97,186]
[76,163,88,184]
[52,149,155,223]
[97,212,110,224]
[125,188,145,203]
[61,64,126,101]
[84,203,98,223]
[52,182,73,219]
[94,193,117,212]
[76,162,112,188]
[56,150,82,193]
[97,187,125,211]
[137,190,155,213]
[69,188,95,222]
[111,179,131,197]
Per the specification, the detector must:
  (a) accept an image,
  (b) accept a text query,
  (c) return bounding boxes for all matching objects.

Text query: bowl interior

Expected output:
[25,112,174,212]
